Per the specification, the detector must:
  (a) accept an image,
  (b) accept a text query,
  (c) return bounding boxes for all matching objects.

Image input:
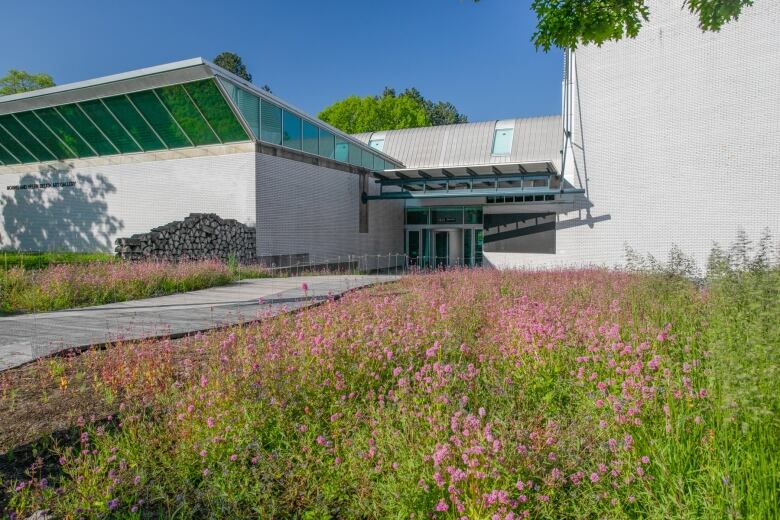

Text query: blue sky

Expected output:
[1,0,562,122]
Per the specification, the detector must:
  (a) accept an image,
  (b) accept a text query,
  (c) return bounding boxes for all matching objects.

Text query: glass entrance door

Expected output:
[407,230,421,265]
[434,231,449,267]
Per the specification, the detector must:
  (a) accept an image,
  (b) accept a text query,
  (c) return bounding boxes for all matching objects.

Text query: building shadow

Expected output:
[1,165,123,252]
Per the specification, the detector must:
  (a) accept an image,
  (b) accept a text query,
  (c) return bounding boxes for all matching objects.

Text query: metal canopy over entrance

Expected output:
[366,161,585,201]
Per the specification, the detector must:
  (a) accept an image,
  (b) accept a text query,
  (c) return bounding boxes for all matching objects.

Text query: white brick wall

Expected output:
[255,154,404,267]
[0,152,256,252]
[488,0,780,270]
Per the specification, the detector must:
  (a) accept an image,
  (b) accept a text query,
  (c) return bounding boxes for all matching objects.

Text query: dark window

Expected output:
[431,208,463,225]
[406,208,429,225]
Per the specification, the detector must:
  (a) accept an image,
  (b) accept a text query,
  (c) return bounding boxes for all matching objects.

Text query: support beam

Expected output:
[365,187,585,200]
[379,172,553,187]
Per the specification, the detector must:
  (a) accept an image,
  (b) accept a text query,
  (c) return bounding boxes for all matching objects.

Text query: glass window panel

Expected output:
[302,120,318,155]
[0,115,56,161]
[36,107,96,157]
[362,149,373,169]
[465,207,483,224]
[219,78,238,103]
[373,156,384,171]
[0,123,36,163]
[475,229,484,266]
[405,208,429,225]
[155,85,219,146]
[14,111,75,160]
[422,229,431,268]
[492,128,513,155]
[349,143,362,166]
[184,79,248,143]
[282,110,301,150]
[79,100,141,153]
[0,140,20,164]
[369,138,384,151]
[102,95,164,151]
[39,108,94,156]
[128,90,190,149]
[335,138,348,162]
[260,99,282,145]
[432,207,464,225]
[464,229,473,266]
[319,129,335,159]
[54,104,117,156]
[236,88,259,138]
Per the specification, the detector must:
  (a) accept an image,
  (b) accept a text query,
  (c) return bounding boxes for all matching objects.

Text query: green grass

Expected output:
[0,251,115,271]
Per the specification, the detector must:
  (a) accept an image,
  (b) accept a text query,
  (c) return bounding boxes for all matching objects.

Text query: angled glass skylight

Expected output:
[0,58,403,171]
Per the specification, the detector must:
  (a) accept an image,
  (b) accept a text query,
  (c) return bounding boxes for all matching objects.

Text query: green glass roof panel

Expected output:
[0,115,56,162]
[155,84,219,146]
[79,100,141,154]
[102,95,165,151]
[56,104,118,156]
[128,90,191,149]
[14,111,76,160]
[183,79,248,143]
[0,124,35,163]
[35,107,96,158]
[0,139,20,165]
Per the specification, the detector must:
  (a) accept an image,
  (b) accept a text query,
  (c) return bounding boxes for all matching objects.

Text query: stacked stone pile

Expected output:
[115,213,255,262]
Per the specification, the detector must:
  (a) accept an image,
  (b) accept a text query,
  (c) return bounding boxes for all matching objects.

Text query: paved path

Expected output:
[0,275,399,371]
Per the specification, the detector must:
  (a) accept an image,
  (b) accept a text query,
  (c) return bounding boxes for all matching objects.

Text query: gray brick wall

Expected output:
[255,153,404,268]
[487,0,780,269]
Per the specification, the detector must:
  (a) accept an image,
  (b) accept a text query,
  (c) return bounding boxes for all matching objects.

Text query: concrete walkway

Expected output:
[0,275,399,371]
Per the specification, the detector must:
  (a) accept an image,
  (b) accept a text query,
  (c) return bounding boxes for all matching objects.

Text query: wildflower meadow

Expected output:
[0,259,270,314]
[1,266,778,518]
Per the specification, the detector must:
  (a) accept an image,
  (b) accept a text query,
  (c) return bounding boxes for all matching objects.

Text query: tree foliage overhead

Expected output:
[213,52,252,82]
[474,0,754,51]
[0,69,55,96]
[318,87,467,134]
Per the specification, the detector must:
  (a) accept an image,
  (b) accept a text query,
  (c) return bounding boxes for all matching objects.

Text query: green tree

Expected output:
[474,0,754,51]
[319,87,466,133]
[0,69,55,96]
[213,52,252,82]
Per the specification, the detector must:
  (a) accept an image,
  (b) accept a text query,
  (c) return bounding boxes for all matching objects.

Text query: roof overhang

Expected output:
[374,160,557,181]
[365,161,585,201]
[0,59,214,116]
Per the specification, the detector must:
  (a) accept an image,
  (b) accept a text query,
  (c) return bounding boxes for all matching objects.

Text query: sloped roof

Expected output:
[353,115,561,170]
[0,58,399,170]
